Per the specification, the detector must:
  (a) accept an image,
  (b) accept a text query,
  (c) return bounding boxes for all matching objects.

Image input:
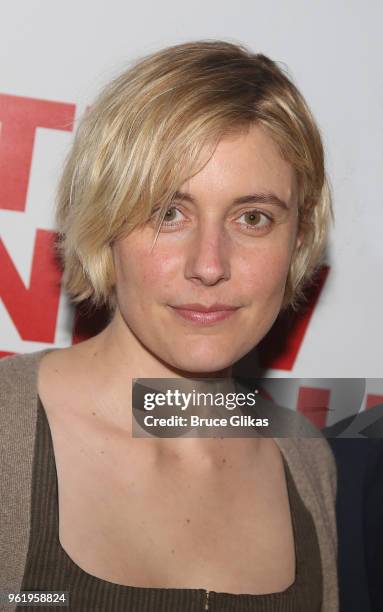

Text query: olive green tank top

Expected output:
[18,396,322,611]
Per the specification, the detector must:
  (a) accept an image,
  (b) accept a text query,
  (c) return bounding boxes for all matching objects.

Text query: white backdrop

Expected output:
[1,1,382,395]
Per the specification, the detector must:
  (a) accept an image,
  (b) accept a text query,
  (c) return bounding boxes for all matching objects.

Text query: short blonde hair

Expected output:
[55,40,332,312]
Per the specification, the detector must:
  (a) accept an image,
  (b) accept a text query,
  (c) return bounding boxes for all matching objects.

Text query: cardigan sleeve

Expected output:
[0,351,48,606]
[275,436,338,612]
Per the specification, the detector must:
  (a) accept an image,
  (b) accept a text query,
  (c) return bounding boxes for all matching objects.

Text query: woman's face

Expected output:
[112,124,300,373]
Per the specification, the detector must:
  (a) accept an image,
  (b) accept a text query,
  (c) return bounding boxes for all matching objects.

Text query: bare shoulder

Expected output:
[39,338,93,376]
[38,337,101,411]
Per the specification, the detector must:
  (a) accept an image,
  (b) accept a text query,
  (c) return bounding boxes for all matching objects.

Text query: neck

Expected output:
[82,308,261,462]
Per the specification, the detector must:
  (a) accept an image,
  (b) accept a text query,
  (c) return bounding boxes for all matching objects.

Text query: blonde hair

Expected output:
[55,39,332,312]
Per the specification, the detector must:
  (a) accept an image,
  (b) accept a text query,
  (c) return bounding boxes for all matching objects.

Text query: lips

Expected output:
[169,303,240,325]
[172,303,239,312]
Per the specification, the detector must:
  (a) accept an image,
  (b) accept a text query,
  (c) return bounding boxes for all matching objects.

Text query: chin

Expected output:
[165,342,240,375]
[171,359,233,375]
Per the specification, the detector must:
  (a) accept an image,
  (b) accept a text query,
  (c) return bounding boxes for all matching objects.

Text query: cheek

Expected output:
[239,243,293,300]
[114,240,182,300]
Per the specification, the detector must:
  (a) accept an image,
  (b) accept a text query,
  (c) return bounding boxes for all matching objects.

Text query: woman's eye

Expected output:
[162,206,183,223]
[236,210,273,231]
[149,205,186,230]
[162,206,185,226]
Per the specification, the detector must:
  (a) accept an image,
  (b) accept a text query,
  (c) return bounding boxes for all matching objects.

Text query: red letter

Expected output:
[297,386,331,429]
[0,229,62,342]
[366,395,383,410]
[0,93,75,211]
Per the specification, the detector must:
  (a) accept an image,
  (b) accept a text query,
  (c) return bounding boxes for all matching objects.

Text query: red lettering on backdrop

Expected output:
[297,386,331,429]
[366,395,383,409]
[0,93,75,212]
[258,265,330,371]
[0,229,62,342]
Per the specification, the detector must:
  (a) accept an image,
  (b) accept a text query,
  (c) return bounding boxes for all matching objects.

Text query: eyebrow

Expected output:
[172,190,289,210]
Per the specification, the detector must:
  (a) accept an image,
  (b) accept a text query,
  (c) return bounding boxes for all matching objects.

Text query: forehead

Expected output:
[181,124,297,205]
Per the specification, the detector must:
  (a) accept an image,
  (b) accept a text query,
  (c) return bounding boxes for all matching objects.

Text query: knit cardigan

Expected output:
[0,349,339,611]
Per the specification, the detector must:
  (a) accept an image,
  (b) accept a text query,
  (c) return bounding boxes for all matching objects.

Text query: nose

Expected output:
[184,223,231,286]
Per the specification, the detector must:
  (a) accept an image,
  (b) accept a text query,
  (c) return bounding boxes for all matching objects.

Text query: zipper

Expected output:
[204,589,210,610]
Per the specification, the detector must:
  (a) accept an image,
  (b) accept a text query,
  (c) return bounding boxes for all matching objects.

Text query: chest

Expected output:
[47,416,296,594]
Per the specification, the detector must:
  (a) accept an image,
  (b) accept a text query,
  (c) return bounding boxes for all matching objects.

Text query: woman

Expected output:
[0,40,337,611]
